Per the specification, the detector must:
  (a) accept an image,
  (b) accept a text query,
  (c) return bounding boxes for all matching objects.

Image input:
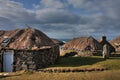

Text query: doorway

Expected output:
[3,51,14,72]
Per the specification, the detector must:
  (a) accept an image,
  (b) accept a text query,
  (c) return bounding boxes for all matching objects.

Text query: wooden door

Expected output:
[3,51,13,72]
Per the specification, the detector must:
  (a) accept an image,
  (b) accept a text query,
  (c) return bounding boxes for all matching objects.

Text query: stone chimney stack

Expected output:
[99,35,107,47]
[101,35,106,42]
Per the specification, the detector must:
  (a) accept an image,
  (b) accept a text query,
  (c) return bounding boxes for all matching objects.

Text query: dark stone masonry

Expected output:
[0,28,60,72]
[0,45,59,72]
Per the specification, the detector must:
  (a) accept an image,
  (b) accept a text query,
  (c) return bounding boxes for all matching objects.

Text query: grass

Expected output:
[96,57,120,70]
[0,56,120,80]
[0,70,120,80]
[47,56,120,70]
[51,56,105,67]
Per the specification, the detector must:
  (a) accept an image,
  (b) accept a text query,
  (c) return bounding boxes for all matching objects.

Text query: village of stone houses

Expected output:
[0,0,120,80]
[0,28,120,80]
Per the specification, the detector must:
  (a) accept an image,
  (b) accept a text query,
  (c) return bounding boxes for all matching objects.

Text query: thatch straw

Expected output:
[61,36,102,52]
[0,28,55,50]
[110,36,120,52]
[60,36,103,56]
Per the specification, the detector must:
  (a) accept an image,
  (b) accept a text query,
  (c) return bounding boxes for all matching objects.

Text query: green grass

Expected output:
[52,56,105,67]
[0,56,120,80]
[96,57,120,70]
[47,56,120,70]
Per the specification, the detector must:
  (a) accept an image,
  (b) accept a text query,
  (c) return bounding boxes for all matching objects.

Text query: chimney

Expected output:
[101,35,106,42]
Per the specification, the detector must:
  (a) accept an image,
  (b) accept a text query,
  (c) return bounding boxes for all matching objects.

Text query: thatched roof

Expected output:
[0,28,55,50]
[51,38,64,45]
[61,36,102,52]
[110,36,120,51]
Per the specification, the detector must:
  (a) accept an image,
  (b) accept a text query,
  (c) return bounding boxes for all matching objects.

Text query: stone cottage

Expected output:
[0,28,59,72]
[60,36,103,56]
[110,36,120,52]
[98,35,115,53]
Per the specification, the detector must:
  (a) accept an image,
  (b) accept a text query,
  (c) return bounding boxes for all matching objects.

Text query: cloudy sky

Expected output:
[0,0,120,39]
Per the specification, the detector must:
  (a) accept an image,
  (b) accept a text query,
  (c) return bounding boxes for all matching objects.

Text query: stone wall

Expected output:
[14,45,59,71]
[0,45,59,72]
[60,48,101,57]
[60,50,93,57]
[0,51,2,72]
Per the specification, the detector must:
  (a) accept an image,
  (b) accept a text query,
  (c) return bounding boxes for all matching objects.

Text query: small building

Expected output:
[110,36,120,52]
[99,35,115,53]
[0,28,59,72]
[60,36,103,56]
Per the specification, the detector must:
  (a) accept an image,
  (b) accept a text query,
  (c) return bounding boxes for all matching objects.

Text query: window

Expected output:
[2,38,10,43]
[1,38,11,47]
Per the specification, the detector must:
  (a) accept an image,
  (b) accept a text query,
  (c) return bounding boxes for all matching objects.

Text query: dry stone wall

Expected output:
[0,45,59,72]
[14,46,59,71]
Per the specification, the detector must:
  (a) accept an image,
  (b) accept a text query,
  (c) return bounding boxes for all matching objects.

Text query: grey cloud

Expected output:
[33,23,79,39]
[0,0,83,24]
[67,0,86,8]
[0,17,14,29]
[35,9,81,24]
[67,0,105,10]
[0,0,120,39]
[40,0,65,9]
[0,0,36,23]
